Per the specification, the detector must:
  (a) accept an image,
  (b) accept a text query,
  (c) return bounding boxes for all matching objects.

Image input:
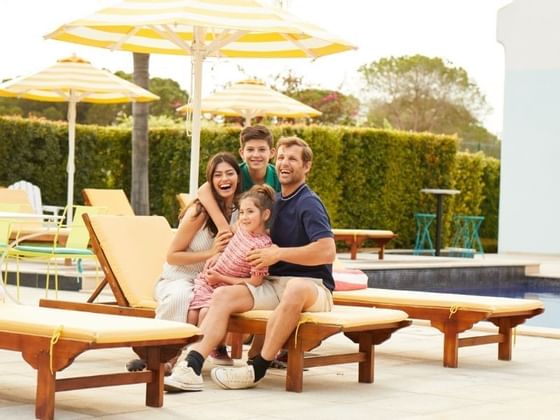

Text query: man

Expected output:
[165,136,336,391]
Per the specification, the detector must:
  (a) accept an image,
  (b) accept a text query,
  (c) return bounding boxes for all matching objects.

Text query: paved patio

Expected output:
[1,281,559,419]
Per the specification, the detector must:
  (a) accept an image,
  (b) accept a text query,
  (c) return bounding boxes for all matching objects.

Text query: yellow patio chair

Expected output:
[0,188,34,213]
[10,205,106,299]
[0,218,14,284]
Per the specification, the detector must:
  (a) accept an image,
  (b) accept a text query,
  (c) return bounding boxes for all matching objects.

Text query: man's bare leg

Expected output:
[210,279,319,390]
[260,279,318,361]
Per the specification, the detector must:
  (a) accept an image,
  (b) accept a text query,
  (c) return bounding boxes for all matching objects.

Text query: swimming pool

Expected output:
[368,275,560,328]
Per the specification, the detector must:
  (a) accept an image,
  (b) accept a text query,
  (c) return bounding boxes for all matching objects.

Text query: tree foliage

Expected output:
[289,88,360,125]
[270,70,360,125]
[358,54,499,154]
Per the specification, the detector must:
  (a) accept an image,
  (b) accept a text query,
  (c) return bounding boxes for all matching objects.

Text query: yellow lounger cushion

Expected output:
[83,189,135,216]
[332,228,395,237]
[0,304,199,344]
[89,215,173,309]
[234,305,409,328]
[333,288,544,314]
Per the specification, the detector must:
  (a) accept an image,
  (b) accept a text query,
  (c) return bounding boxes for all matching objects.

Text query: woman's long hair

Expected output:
[181,152,241,236]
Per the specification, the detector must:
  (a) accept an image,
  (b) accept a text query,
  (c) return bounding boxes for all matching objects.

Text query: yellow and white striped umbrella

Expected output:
[177,79,321,125]
[0,55,159,222]
[46,0,356,193]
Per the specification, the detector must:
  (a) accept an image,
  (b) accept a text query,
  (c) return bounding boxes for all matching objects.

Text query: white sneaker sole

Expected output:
[210,369,258,390]
[164,377,203,392]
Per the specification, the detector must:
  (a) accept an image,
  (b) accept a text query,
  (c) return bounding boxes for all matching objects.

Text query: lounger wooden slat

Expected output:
[0,303,200,419]
[333,288,544,368]
[332,228,397,260]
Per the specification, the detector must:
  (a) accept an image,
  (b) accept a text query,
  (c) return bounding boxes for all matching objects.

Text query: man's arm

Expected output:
[197,181,231,232]
[246,237,335,271]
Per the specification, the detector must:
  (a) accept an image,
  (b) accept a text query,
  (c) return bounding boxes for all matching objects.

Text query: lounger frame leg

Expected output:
[36,351,56,420]
[229,333,244,359]
[145,347,163,407]
[491,314,534,362]
[286,340,305,393]
[358,333,374,383]
[442,323,459,368]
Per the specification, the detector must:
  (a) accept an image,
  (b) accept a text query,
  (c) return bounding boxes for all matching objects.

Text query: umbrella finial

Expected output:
[240,79,264,86]
[58,54,90,64]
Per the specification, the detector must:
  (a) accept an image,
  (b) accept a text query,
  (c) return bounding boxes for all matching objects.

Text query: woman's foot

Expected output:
[127,353,179,375]
[208,345,234,366]
[126,358,146,372]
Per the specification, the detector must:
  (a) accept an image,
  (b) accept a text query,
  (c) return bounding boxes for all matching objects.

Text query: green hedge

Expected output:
[0,116,499,248]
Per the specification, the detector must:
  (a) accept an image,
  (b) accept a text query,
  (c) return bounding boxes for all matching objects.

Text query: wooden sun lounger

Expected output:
[332,228,397,260]
[42,215,412,392]
[0,303,200,419]
[333,288,544,368]
[228,307,410,392]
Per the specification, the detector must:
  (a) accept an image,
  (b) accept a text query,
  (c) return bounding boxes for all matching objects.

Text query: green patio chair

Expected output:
[450,215,485,257]
[413,213,436,256]
[11,205,106,298]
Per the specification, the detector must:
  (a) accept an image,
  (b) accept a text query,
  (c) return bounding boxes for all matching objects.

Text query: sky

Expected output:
[0,0,510,134]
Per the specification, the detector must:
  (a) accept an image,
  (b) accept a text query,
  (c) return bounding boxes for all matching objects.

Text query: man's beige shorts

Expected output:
[245,276,333,312]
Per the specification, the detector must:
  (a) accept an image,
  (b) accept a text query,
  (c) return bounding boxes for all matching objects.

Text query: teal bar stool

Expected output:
[450,215,485,257]
[413,213,436,256]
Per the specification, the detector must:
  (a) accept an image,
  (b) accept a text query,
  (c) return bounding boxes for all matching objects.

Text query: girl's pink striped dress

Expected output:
[189,228,272,309]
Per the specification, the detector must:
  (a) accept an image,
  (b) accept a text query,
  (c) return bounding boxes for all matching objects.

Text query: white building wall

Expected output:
[497,0,560,254]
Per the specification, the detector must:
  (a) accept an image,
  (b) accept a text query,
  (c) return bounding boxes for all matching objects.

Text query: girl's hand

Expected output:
[203,253,219,270]
[206,269,222,285]
[212,230,233,254]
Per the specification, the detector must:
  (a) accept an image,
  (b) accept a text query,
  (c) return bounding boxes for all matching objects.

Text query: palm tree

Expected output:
[131,53,150,214]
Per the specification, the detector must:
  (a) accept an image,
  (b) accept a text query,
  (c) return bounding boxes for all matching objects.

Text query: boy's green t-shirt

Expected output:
[240,162,281,192]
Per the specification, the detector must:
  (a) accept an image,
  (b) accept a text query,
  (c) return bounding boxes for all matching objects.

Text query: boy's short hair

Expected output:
[276,136,313,163]
[239,125,273,149]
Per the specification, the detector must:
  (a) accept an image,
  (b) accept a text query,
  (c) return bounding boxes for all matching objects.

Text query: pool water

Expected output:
[375,277,560,329]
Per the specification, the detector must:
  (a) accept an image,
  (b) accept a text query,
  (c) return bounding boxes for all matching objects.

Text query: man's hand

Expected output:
[206,269,223,285]
[246,245,281,270]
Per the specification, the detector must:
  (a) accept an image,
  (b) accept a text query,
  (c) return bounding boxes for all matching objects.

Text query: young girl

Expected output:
[187,184,275,363]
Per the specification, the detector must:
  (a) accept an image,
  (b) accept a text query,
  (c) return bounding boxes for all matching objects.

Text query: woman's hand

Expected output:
[211,230,233,255]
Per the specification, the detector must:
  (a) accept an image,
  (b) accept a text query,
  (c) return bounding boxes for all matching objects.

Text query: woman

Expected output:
[127,152,242,372]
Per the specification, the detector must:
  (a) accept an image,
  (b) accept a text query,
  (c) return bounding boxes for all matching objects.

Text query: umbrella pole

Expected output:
[189,33,205,195]
[66,96,77,224]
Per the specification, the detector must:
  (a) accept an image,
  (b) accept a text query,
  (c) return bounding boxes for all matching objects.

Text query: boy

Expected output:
[198,125,280,233]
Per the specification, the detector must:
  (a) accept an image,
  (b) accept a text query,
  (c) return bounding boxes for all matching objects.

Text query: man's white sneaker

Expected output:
[164,361,203,392]
[210,365,260,390]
